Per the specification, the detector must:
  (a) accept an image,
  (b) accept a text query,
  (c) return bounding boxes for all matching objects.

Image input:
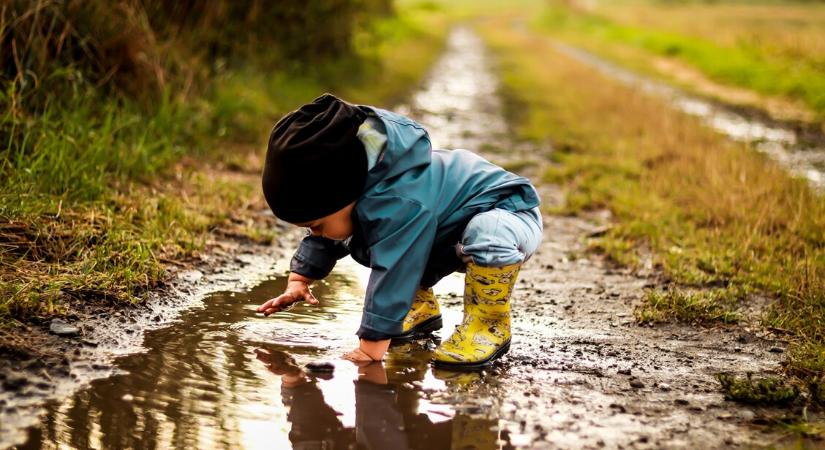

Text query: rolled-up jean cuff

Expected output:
[357,327,394,341]
[357,311,402,340]
[458,207,543,267]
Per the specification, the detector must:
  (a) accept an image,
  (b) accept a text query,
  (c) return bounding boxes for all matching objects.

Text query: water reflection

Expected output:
[255,347,456,449]
[21,258,511,450]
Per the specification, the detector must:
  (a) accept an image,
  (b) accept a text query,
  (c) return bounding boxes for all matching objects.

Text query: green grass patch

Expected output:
[717,373,800,406]
[537,2,825,119]
[636,288,744,325]
[0,1,449,327]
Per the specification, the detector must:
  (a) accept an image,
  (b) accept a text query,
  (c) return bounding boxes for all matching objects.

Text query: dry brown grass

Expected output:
[477,14,825,378]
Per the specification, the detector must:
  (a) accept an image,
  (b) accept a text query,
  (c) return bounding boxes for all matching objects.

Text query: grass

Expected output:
[635,288,743,326]
[473,7,825,385]
[717,373,800,406]
[537,0,825,122]
[0,1,449,328]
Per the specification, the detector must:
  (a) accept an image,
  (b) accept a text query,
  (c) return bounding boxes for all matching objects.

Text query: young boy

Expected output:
[256,94,542,369]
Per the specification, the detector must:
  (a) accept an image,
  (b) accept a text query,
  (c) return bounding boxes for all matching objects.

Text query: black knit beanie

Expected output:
[262,93,368,223]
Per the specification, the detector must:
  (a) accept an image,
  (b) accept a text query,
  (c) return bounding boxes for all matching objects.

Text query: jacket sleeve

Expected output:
[356,197,437,340]
[290,232,351,280]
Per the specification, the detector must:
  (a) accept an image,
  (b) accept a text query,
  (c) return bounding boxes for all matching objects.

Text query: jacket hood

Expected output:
[359,106,432,191]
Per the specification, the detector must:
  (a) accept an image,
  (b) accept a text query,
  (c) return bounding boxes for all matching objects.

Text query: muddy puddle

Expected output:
[552,42,825,191]
[5,27,800,449]
[19,260,511,449]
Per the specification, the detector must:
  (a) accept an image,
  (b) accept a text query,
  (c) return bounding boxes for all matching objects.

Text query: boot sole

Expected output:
[432,339,511,371]
[390,315,443,345]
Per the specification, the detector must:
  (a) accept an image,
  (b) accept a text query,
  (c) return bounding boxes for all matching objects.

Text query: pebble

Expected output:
[739,410,756,421]
[305,361,335,373]
[122,394,134,402]
[49,319,80,337]
[629,379,645,389]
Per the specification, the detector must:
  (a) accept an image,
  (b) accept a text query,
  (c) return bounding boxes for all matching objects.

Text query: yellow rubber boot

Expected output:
[433,262,521,369]
[392,287,442,344]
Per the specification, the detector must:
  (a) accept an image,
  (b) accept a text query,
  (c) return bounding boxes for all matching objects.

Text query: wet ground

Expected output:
[3,28,803,449]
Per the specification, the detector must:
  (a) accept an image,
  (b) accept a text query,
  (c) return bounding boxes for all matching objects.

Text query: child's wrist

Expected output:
[287,272,314,285]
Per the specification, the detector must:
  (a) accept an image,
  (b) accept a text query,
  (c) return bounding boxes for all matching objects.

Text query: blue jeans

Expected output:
[457,207,543,267]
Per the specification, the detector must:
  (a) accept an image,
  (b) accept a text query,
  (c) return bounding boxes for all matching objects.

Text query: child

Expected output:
[256,94,543,369]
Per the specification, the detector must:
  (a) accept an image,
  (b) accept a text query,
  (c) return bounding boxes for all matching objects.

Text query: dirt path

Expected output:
[399,26,789,449]
[2,27,795,450]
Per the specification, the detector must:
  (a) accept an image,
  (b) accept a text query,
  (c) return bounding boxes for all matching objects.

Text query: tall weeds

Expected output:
[0,0,408,325]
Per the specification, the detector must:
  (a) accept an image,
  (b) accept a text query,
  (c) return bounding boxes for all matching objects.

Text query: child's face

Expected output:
[294,201,355,241]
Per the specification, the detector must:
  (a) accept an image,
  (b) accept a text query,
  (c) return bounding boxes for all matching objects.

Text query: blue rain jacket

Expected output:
[290,106,540,340]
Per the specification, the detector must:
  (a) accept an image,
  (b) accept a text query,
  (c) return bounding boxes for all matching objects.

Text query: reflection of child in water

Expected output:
[257,94,542,368]
[254,348,440,449]
[255,349,355,448]
[254,347,499,449]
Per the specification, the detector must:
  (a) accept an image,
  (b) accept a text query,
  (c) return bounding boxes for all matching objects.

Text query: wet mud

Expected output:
[3,28,800,449]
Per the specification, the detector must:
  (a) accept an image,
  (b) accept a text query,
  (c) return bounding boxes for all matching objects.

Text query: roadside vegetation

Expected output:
[472,1,824,416]
[0,0,448,329]
[538,0,825,125]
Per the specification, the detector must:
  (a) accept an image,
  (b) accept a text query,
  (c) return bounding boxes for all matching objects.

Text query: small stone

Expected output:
[740,410,756,421]
[618,368,631,375]
[768,346,784,353]
[122,394,134,402]
[674,399,690,406]
[629,379,645,389]
[49,319,80,337]
[609,403,627,413]
[658,383,671,391]
[306,361,335,373]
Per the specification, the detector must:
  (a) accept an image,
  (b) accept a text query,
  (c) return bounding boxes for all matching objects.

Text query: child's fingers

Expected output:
[258,294,294,315]
[305,293,319,305]
[256,299,275,313]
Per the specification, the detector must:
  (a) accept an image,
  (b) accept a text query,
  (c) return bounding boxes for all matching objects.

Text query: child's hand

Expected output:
[343,339,391,363]
[257,274,318,316]
[254,348,307,387]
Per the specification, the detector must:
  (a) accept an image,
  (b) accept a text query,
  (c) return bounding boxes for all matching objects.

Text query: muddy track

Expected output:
[399,27,789,448]
[1,27,797,449]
